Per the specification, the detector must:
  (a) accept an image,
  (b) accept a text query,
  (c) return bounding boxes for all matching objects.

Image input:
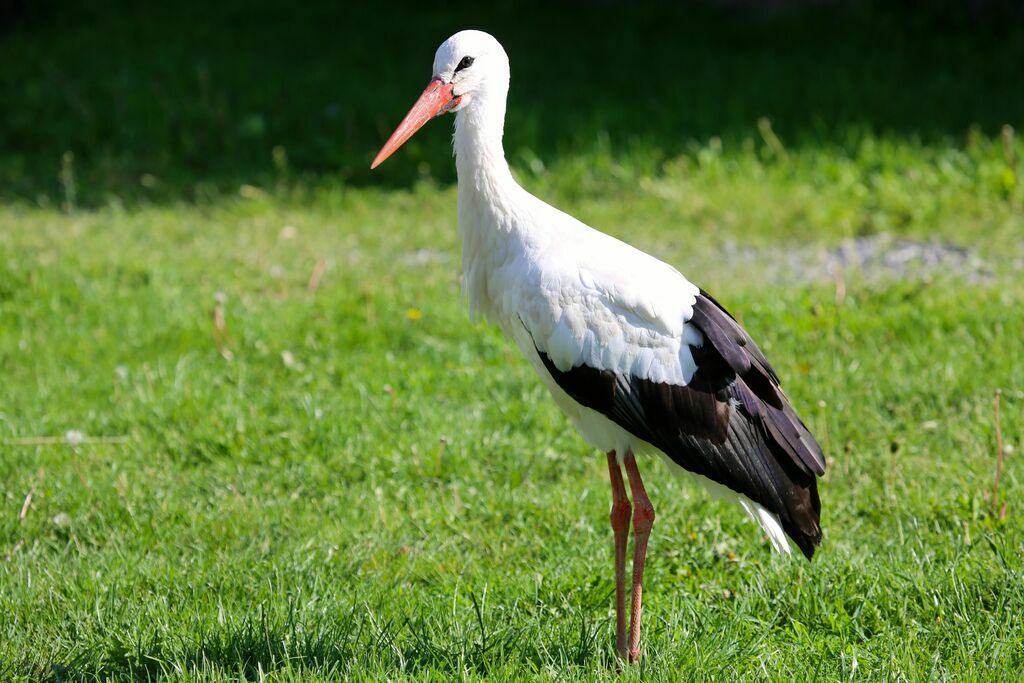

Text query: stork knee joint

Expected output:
[610,499,631,533]
[632,503,655,535]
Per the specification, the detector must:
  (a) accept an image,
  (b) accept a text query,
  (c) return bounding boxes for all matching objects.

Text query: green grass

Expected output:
[2,1,1024,680]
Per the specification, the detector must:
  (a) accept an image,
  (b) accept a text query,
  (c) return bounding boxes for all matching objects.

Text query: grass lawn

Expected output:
[2,2,1024,680]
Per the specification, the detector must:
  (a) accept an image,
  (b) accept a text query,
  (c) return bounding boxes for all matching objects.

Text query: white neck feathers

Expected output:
[452,89,531,321]
[453,93,514,192]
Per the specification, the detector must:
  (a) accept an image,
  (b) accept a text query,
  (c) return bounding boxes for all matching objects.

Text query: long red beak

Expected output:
[371,79,459,169]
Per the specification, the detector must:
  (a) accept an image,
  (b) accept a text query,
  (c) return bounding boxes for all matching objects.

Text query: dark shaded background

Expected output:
[1,0,1023,205]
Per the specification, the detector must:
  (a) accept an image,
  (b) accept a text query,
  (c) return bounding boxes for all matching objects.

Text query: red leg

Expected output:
[623,450,655,663]
[607,451,631,662]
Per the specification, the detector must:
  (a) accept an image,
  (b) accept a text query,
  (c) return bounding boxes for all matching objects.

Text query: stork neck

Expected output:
[453,99,515,192]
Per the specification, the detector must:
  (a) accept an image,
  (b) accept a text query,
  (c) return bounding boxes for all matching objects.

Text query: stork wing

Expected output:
[519,251,825,558]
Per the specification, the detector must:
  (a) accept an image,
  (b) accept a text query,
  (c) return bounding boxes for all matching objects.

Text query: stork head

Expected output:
[371,30,509,169]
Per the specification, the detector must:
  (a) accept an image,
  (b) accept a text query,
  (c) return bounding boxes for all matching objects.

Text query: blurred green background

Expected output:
[2,0,1023,204]
[1,1,1022,681]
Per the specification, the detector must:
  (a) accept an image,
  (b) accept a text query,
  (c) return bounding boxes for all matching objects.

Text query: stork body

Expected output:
[373,30,825,663]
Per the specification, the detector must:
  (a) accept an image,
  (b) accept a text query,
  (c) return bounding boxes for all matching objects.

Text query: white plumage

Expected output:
[436,31,789,545]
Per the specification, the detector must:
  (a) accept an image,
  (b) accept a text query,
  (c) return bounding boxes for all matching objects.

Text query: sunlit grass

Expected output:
[2,143,1022,679]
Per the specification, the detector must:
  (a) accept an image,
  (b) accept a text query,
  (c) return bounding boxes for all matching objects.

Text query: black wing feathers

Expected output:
[534,291,826,559]
[692,290,825,477]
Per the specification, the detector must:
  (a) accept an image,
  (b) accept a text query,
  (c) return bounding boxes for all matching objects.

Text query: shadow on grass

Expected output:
[2,0,1023,206]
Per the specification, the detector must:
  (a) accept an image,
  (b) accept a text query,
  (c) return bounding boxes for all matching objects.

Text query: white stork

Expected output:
[372,30,825,663]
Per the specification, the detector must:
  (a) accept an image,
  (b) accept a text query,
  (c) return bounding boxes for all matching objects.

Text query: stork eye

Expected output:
[455,56,474,73]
